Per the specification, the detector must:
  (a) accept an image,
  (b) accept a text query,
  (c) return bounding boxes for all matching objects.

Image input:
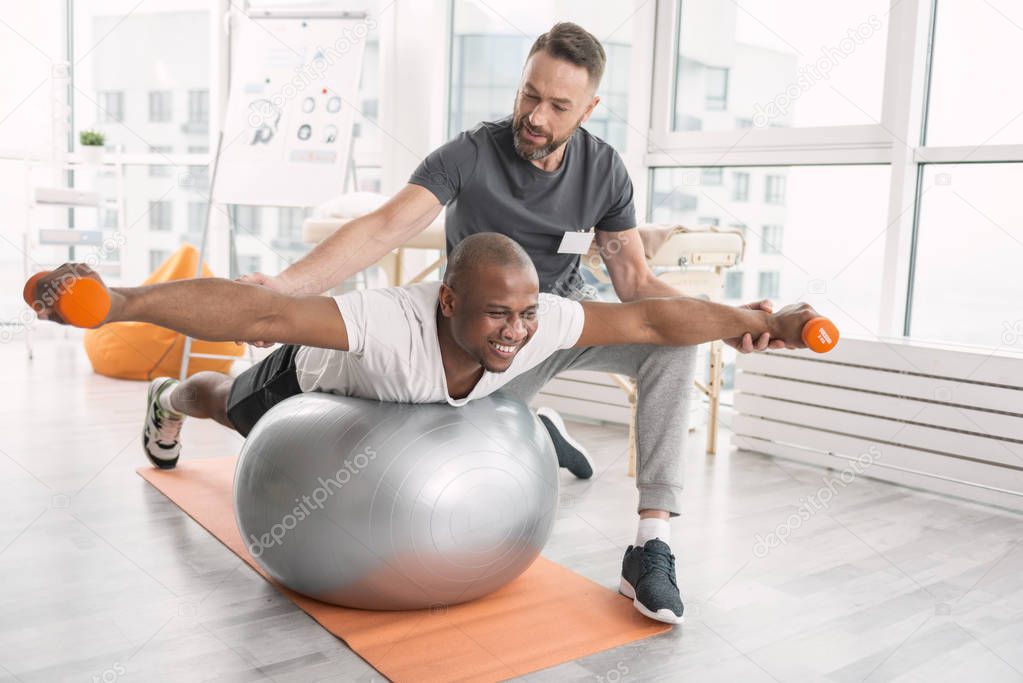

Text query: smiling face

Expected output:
[512,50,600,162]
[439,264,541,373]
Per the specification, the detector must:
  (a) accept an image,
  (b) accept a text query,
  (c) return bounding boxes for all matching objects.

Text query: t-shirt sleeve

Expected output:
[331,289,369,355]
[534,293,586,354]
[332,286,416,359]
[595,150,637,232]
[408,131,480,205]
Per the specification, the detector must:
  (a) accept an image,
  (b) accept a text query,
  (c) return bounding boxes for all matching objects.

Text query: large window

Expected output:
[670,0,889,132]
[74,3,211,154]
[650,0,1023,352]
[82,163,309,284]
[448,0,636,152]
[649,163,890,388]
[0,0,381,325]
[910,164,1023,349]
[650,164,890,335]
[925,0,1023,146]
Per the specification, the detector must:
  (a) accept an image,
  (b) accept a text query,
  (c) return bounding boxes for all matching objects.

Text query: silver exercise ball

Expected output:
[233,392,559,610]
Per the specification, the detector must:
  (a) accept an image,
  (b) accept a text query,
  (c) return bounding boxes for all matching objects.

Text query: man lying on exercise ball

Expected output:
[226,21,793,625]
[31,233,823,624]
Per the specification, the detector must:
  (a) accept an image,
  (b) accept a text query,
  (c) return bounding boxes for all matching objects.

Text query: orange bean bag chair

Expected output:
[84,244,245,380]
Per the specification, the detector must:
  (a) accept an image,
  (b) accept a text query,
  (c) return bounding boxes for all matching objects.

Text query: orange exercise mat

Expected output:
[137,457,670,682]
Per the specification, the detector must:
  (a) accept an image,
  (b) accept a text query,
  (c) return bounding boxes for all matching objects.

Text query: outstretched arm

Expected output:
[575,297,817,349]
[32,264,349,350]
[596,227,786,352]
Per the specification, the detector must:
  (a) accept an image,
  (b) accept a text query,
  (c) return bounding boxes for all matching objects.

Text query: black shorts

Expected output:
[226,344,304,437]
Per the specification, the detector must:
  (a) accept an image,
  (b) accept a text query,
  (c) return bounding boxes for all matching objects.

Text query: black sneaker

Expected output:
[620,538,685,624]
[537,406,594,479]
[143,377,185,470]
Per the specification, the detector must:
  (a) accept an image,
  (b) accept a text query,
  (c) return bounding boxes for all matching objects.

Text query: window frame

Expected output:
[646,0,1023,343]
[649,0,896,164]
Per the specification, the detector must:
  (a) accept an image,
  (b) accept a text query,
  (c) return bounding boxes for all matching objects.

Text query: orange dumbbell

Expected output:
[802,317,839,353]
[23,270,111,328]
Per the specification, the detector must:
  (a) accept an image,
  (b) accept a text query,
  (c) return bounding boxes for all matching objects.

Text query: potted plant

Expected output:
[79,129,105,164]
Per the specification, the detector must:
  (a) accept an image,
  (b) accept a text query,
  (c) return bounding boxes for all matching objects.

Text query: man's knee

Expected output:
[182,372,233,416]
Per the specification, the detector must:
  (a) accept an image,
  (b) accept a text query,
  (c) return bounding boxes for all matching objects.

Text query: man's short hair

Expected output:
[528,22,606,90]
[445,233,536,291]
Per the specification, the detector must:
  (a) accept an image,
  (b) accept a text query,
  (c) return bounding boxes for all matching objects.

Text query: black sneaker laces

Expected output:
[641,545,678,588]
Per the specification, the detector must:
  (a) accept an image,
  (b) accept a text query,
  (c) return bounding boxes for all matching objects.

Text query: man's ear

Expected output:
[438,283,456,318]
[580,94,600,124]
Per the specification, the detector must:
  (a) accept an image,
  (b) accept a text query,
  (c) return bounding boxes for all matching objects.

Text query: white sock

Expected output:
[158,381,183,417]
[636,517,671,547]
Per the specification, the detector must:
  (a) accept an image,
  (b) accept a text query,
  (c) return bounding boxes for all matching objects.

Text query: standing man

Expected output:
[240,23,780,623]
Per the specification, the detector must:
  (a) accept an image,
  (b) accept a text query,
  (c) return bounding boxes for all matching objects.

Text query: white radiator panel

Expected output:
[734,338,1023,511]
[531,371,633,424]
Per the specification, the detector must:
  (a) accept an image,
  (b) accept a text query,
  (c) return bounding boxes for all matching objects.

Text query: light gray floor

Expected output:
[1,336,1022,682]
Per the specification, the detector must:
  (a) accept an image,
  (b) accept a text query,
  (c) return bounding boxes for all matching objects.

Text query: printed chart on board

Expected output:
[214,12,367,207]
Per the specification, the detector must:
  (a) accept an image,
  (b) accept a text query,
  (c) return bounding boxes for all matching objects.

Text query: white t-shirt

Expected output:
[294,281,585,406]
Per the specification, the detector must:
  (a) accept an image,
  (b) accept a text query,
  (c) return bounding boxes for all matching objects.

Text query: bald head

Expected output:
[438,233,540,374]
[444,233,537,291]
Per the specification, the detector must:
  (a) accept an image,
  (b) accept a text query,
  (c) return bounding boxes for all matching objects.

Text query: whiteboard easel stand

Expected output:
[179,8,366,380]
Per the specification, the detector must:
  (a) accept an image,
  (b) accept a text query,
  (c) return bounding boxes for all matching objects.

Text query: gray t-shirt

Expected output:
[408,117,636,294]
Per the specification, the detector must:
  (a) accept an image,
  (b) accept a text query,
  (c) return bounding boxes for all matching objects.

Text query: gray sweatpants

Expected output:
[499,343,698,516]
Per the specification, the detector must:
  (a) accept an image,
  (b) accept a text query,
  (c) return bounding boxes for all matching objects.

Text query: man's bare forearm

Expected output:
[278,213,396,295]
[645,297,773,346]
[109,279,284,342]
[278,185,442,295]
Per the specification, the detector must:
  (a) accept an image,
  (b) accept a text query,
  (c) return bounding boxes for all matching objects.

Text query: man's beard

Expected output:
[512,113,582,161]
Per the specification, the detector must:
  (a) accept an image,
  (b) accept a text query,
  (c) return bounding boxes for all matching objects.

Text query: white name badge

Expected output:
[557,230,595,255]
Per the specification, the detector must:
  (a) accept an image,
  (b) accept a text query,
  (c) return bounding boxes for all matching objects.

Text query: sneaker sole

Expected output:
[618,577,685,624]
[537,407,595,479]
[144,378,180,470]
